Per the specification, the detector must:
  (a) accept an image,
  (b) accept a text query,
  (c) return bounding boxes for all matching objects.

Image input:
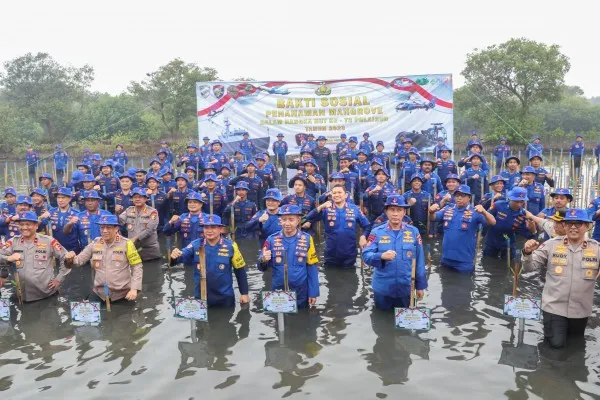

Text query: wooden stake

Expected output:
[198,242,207,301]
[409,257,417,308]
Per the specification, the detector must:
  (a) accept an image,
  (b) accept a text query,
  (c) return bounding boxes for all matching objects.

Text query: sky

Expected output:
[1,0,598,97]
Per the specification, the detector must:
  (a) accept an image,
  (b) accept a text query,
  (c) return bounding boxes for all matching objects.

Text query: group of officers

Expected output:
[3,131,599,349]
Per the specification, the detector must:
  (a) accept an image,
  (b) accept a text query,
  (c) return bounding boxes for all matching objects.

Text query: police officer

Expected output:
[25,146,40,188]
[313,136,333,181]
[272,133,288,175]
[458,141,490,172]
[231,150,247,176]
[429,185,496,272]
[171,214,249,306]
[433,138,445,159]
[230,160,264,207]
[518,166,546,215]
[53,144,69,185]
[222,182,258,240]
[493,137,511,172]
[500,156,521,190]
[372,141,390,170]
[119,188,161,261]
[295,158,326,199]
[480,175,507,210]
[420,158,443,196]
[281,175,315,229]
[259,205,320,308]
[528,151,554,187]
[112,144,129,168]
[64,190,112,248]
[403,173,431,236]
[434,145,457,183]
[359,132,375,156]
[0,211,69,302]
[570,133,585,173]
[460,153,488,205]
[246,188,283,246]
[114,171,136,216]
[2,195,33,239]
[38,173,59,208]
[95,162,120,213]
[199,173,227,217]
[158,139,174,164]
[239,132,256,160]
[134,168,147,189]
[364,168,395,222]
[48,187,80,252]
[306,185,370,269]
[525,136,543,159]
[207,140,228,171]
[0,188,17,238]
[168,173,194,216]
[91,154,103,177]
[65,214,143,303]
[484,187,535,260]
[144,174,168,230]
[335,133,349,168]
[306,133,317,150]
[199,136,212,158]
[540,188,571,219]
[398,147,420,192]
[164,192,205,249]
[81,148,93,165]
[363,195,427,310]
[522,208,599,348]
[177,143,204,175]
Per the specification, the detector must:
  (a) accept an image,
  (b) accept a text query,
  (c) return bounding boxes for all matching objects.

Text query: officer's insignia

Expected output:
[94,261,101,269]
[297,257,303,262]
[275,257,282,263]
[585,269,594,278]
[554,266,564,275]
[183,233,188,238]
[461,223,468,229]
[347,222,352,227]
[127,224,133,230]
[9,232,14,237]
[52,225,57,230]
[219,264,225,270]
[330,222,334,226]
[554,245,567,255]
[444,221,448,227]
[406,251,412,258]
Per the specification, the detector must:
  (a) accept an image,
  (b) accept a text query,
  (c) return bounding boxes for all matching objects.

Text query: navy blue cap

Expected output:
[521,166,536,174]
[82,190,102,200]
[255,153,266,161]
[4,187,16,197]
[185,192,205,203]
[277,133,284,137]
[403,138,413,143]
[212,139,223,146]
[203,136,210,140]
[375,168,390,177]
[376,141,384,146]
[456,185,472,196]
[235,181,249,190]
[30,188,47,198]
[507,187,529,201]
[186,142,198,149]
[202,214,225,226]
[550,188,573,201]
[371,158,383,166]
[82,174,95,182]
[439,145,452,153]
[17,211,39,223]
[264,188,283,201]
[174,173,189,183]
[408,147,419,155]
[145,174,160,183]
[420,158,435,166]
[38,173,53,182]
[16,195,32,205]
[410,173,424,182]
[444,173,460,182]
[92,154,102,161]
[505,156,520,165]
[363,132,370,137]
[329,172,346,181]
[131,187,149,198]
[203,173,220,183]
[277,204,303,216]
[303,158,317,167]
[149,158,162,166]
[96,215,120,226]
[119,172,135,181]
[489,175,506,185]
[529,152,543,161]
[57,187,73,197]
[349,136,358,143]
[564,208,591,222]
[317,135,327,141]
[384,195,410,208]
[340,133,347,139]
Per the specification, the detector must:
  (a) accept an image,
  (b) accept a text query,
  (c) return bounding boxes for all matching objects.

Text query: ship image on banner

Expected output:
[196,75,453,155]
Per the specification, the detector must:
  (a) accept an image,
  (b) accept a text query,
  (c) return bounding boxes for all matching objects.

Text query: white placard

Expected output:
[0,298,9,321]
[175,298,208,321]
[262,290,298,314]
[503,295,541,321]
[70,301,101,324]
[395,307,432,330]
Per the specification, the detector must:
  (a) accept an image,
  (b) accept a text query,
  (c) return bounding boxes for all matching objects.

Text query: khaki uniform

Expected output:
[522,236,600,318]
[72,235,143,301]
[0,234,69,302]
[118,206,161,261]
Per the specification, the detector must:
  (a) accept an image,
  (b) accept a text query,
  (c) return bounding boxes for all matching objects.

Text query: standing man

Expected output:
[493,137,511,173]
[48,187,81,252]
[118,188,161,261]
[53,144,69,186]
[64,190,112,248]
[525,136,543,159]
[239,132,256,161]
[335,133,349,168]
[429,185,496,272]
[0,211,69,302]
[272,133,288,177]
[359,132,375,157]
[522,208,599,348]
[246,188,283,246]
[112,144,129,169]
[313,136,333,182]
[435,145,457,183]
[570,133,585,175]
[363,195,427,310]
[25,146,40,189]
[65,214,143,303]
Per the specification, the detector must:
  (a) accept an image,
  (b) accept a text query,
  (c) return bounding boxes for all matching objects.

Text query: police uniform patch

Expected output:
[330,222,334,226]
[585,269,594,278]
[275,257,282,263]
[554,266,563,275]
[219,264,225,270]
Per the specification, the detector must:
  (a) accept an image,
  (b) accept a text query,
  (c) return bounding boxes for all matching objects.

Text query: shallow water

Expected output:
[0,234,599,400]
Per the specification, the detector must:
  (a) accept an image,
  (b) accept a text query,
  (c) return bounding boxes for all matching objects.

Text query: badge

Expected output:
[585,269,594,278]
[554,266,563,274]
[461,223,467,229]
[52,225,57,230]
[298,257,303,262]
[219,264,225,270]
[330,222,334,226]
[127,224,133,230]
[407,251,412,258]
[348,222,353,227]
[9,232,14,237]
[184,233,188,238]
[94,261,101,269]
[275,257,282,263]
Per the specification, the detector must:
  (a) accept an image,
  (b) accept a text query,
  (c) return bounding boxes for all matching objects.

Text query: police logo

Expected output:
[127,224,133,230]
[347,222,353,227]
[406,251,412,258]
[275,257,282,263]
[330,222,334,226]
[554,266,563,274]
[52,225,57,230]
[219,264,225,270]
[585,269,594,278]
[198,85,210,99]
[94,261,101,269]
[298,257,303,262]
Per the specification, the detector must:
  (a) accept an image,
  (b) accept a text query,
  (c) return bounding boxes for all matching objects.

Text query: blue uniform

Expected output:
[169,187,193,216]
[480,191,506,210]
[206,151,228,171]
[220,177,234,202]
[147,191,169,230]
[115,189,134,211]
[359,140,375,155]
[500,170,521,190]
[458,153,490,172]
[533,167,554,187]
[48,206,80,252]
[433,145,445,159]
[523,182,545,215]
[112,151,128,167]
[435,204,487,272]
[460,168,488,205]
[403,190,431,235]
[0,202,16,237]
[364,183,396,220]
[306,139,317,150]
[336,142,349,165]
[280,194,315,217]
[259,230,320,308]
[177,153,204,172]
[246,210,282,246]
[595,143,600,160]
[493,145,511,170]
[160,179,176,194]
[231,160,248,176]
[177,237,248,306]
[422,172,443,196]
[40,184,59,208]
[26,151,40,187]
[199,144,211,159]
[199,188,227,217]
[525,143,543,159]
[570,141,585,157]
[363,223,427,310]
[313,147,333,180]
[434,160,457,182]
[74,209,112,247]
[222,200,258,239]
[306,201,371,268]
[371,152,390,170]
[97,175,120,212]
[163,212,204,249]
[81,154,93,165]
[230,175,263,207]
[587,199,600,241]
[398,161,419,191]
[272,141,288,171]
[53,151,69,184]
[484,200,534,259]
[239,138,256,160]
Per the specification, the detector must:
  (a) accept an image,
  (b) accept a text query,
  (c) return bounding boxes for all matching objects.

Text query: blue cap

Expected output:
[564,208,591,223]
[329,171,346,181]
[16,195,32,205]
[76,162,90,169]
[456,185,472,196]
[340,133,347,139]
[82,174,95,182]
[410,173,424,182]
[96,215,120,226]
[277,133,284,137]
[57,187,73,197]
[349,136,358,143]
[303,158,317,167]
[136,168,147,174]
[317,135,327,141]
[17,211,39,223]
[439,145,452,153]
[339,154,352,161]
[149,158,162,166]
[160,168,173,177]
[38,173,53,182]
[83,148,90,152]
[203,136,210,140]
[532,136,540,140]
[202,214,225,226]
[119,172,135,181]
[375,168,390,177]
[507,187,529,201]
[4,187,16,197]
[82,190,102,200]
[235,181,250,190]
[376,141,384,146]
[576,133,583,138]
[242,132,249,136]
[145,174,160,183]
[357,149,367,156]
[160,140,168,144]
[255,153,266,161]
[277,204,303,216]
[100,161,113,169]
[246,160,258,168]
[444,173,460,182]
[264,188,283,201]
[550,188,573,201]
[403,138,413,144]
[469,153,483,161]
[521,166,536,174]
[489,175,506,185]
[203,173,220,183]
[289,174,308,186]
[300,145,312,154]
[185,192,205,203]
[70,171,84,183]
[204,163,217,171]
[156,149,168,156]
[55,144,62,149]
[184,165,196,173]
[500,137,507,142]
[408,147,419,155]
[371,158,383,166]
[116,143,124,148]
[186,142,198,149]
[127,167,137,175]
[30,188,47,198]
[363,132,370,137]
[468,141,483,149]
[307,133,314,137]
[220,163,232,171]
[174,173,189,183]
[420,157,435,166]
[529,151,543,161]
[92,154,102,161]
[131,187,149,198]
[212,139,223,146]
[505,156,520,165]
[384,195,410,208]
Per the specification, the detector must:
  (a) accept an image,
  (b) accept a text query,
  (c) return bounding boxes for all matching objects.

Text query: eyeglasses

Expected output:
[563,221,586,227]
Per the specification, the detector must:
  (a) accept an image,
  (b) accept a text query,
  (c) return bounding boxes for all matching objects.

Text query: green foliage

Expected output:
[128,58,218,137]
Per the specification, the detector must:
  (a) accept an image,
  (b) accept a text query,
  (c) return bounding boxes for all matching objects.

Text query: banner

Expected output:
[196,75,453,155]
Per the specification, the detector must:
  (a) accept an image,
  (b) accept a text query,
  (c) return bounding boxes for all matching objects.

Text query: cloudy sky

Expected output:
[1,0,597,96]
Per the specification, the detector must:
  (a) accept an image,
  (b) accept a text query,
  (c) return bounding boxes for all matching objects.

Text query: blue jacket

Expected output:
[533,168,554,187]
[97,175,121,204]
[259,230,319,308]
[525,143,543,159]
[48,206,80,252]
[54,151,69,170]
[280,194,315,216]
[199,188,227,217]
[493,145,511,161]
[206,151,229,171]
[222,199,258,239]
[587,199,600,241]
[231,160,248,176]
[170,187,194,216]
[306,201,371,268]
[313,147,333,175]
[422,172,443,195]
[570,141,585,156]
[434,160,457,182]
[115,189,134,211]
[230,175,263,206]
[336,142,349,159]
[485,200,533,250]
[364,183,396,218]
[74,209,113,247]
[272,140,288,158]
[458,153,490,172]
[199,144,211,159]
[363,223,427,298]
[112,151,128,167]
[177,237,248,305]
[523,182,545,216]
[460,168,488,203]
[147,191,169,229]
[403,190,431,226]
[25,151,40,168]
[163,212,204,249]
[500,170,521,190]
[246,210,282,246]
[239,139,256,159]
[177,153,204,170]
[434,204,487,272]
[359,140,375,155]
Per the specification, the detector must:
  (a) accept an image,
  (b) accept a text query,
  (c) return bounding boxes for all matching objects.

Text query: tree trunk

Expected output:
[41,119,55,142]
